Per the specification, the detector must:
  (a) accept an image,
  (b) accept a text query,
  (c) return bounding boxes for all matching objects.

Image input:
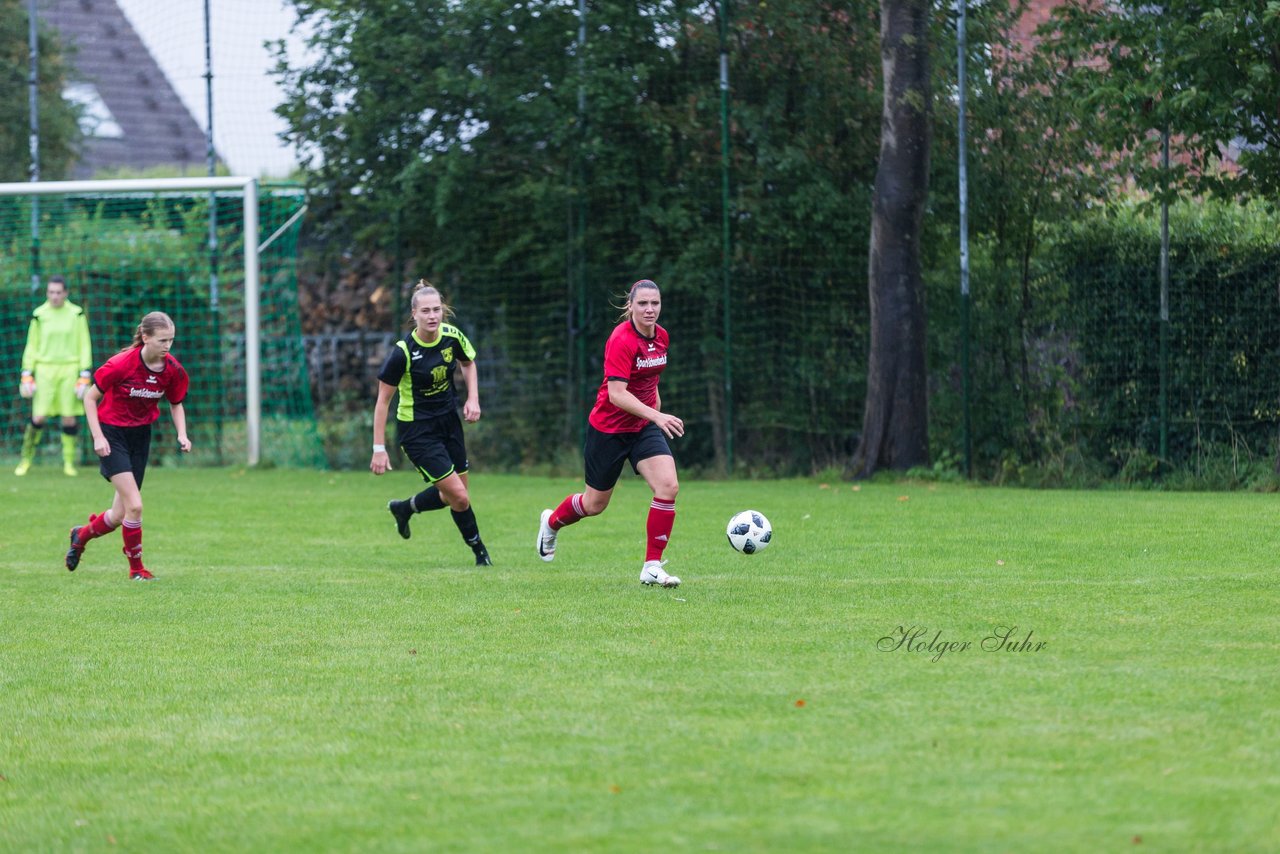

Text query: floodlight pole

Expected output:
[27,0,41,292]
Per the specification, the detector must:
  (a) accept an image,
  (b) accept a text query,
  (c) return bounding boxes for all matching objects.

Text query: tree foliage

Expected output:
[273,1,879,269]
[0,0,80,182]
[925,1,1112,468]
[274,0,885,471]
[266,0,1280,479]
[1049,0,1280,201]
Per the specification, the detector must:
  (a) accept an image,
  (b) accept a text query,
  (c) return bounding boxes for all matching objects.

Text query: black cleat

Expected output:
[473,546,492,567]
[65,527,85,572]
[388,500,413,540]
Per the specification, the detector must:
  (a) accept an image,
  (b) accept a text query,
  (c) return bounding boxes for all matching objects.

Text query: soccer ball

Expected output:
[726,510,772,555]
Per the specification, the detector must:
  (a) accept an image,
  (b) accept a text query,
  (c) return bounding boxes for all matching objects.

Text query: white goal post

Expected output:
[0,177,265,465]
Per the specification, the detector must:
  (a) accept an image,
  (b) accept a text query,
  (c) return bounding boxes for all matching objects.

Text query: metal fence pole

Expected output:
[28,0,41,292]
[574,0,588,448]
[957,0,972,478]
[719,0,734,472]
[1159,127,1170,464]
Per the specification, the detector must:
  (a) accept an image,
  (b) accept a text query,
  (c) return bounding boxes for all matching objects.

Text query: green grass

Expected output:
[2,468,1278,851]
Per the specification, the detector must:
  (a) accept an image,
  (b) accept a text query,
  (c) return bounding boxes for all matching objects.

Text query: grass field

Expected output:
[2,467,1278,851]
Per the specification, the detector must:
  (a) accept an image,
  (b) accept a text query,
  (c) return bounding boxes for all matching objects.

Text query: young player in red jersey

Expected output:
[536,279,685,587]
[64,312,191,580]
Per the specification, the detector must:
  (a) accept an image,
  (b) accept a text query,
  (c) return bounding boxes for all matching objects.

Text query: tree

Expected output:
[274,0,890,471]
[924,1,1111,473]
[1049,0,1280,201]
[0,0,80,182]
[851,0,931,477]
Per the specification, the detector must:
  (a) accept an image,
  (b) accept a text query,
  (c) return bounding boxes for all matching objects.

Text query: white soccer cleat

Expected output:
[640,559,680,588]
[537,509,557,562]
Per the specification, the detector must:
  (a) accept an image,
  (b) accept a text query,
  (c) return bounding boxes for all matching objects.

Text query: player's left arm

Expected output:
[459,359,480,423]
[170,402,191,452]
[607,380,683,439]
[77,310,92,374]
[166,365,191,452]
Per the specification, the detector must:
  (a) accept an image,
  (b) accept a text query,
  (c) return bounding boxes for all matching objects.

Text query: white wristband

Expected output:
[373,444,386,454]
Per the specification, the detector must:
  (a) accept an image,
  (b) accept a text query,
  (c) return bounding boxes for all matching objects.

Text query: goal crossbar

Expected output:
[0,177,264,465]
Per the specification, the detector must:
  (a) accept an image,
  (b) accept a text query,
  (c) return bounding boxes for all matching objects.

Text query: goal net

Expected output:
[0,178,323,468]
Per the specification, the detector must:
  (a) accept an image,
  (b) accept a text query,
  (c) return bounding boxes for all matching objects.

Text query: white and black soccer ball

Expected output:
[726,510,772,555]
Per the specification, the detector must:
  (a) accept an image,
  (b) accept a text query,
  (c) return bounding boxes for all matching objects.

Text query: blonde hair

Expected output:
[123,311,175,352]
[410,278,455,320]
[615,278,660,322]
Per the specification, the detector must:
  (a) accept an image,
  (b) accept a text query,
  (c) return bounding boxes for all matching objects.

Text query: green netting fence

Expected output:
[0,185,324,469]
[922,202,1280,482]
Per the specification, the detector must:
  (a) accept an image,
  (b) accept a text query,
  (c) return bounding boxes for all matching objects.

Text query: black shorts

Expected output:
[583,423,672,491]
[397,412,470,484]
[99,422,152,488]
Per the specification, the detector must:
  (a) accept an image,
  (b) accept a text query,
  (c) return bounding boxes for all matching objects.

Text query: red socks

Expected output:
[82,509,119,542]
[74,511,146,574]
[549,493,587,530]
[121,519,144,572]
[645,497,676,562]
[551,492,677,561]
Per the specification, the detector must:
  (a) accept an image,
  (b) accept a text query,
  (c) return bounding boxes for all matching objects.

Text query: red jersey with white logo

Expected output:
[588,320,669,434]
[93,347,190,427]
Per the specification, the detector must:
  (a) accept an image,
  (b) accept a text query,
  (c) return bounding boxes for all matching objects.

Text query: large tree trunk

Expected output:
[851,0,932,478]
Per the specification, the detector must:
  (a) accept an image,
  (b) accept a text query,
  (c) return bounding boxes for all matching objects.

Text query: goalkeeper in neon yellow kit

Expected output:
[16,276,93,476]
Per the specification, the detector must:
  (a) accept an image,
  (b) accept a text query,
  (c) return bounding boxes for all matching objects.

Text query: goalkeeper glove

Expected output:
[75,370,92,400]
[19,371,35,399]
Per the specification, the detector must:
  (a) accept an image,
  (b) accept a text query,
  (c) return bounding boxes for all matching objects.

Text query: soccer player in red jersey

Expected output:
[371,281,492,567]
[537,279,685,587]
[64,312,191,580]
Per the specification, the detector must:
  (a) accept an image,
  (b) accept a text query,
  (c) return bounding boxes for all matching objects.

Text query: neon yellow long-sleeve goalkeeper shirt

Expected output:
[21,300,93,373]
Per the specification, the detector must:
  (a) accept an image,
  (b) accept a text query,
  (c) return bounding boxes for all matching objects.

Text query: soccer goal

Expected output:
[0,177,322,468]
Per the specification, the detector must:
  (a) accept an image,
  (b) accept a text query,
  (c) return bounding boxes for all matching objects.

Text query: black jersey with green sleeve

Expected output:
[377,325,477,421]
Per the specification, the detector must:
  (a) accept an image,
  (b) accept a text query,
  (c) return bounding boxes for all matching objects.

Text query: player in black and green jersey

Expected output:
[370,280,491,566]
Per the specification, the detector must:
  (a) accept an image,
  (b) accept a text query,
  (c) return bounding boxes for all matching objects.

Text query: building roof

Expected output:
[40,0,217,178]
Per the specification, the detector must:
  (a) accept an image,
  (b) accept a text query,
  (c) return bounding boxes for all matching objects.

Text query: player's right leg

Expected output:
[387,422,453,541]
[539,427,623,562]
[67,494,124,571]
[538,486,613,562]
